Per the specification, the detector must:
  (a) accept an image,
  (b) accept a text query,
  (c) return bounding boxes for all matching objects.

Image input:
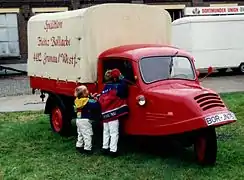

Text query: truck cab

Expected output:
[98,44,234,136]
[94,44,236,165]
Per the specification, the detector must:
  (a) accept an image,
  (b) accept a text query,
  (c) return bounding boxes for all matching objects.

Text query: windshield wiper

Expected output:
[169,58,173,74]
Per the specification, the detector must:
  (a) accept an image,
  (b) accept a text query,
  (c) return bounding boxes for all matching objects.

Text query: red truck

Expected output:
[28,4,237,165]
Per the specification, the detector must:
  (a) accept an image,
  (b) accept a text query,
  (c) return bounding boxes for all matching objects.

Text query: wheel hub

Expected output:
[52,108,63,132]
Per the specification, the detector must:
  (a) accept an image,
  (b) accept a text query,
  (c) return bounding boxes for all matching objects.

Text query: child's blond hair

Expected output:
[74,85,87,98]
[104,70,112,82]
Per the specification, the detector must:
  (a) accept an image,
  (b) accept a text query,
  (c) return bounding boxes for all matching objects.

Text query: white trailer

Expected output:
[172,15,244,73]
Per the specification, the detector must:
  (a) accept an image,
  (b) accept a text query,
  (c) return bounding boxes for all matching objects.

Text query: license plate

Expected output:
[205,111,237,126]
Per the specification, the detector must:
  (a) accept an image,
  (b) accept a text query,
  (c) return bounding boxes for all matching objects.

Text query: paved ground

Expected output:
[0,75,32,97]
[0,73,243,112]
[201,75,244,93]
[0,95,46,113]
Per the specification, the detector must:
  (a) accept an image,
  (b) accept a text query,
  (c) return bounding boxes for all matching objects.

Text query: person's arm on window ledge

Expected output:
[116,78,128,99]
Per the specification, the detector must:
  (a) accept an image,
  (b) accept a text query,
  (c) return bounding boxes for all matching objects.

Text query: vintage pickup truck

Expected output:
[27,4,237,165]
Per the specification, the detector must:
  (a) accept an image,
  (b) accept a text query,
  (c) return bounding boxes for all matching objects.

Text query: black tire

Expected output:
[194,127,217,166]
[239,63,244,73]
[218,68,227,73]
[232,63,244,74]
[49,95,72,136]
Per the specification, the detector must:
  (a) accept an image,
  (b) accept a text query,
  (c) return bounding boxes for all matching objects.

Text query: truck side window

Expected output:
[102,59,135,84]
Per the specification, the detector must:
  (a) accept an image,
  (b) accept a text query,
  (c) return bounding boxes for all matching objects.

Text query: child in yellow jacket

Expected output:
[74,85,100,154]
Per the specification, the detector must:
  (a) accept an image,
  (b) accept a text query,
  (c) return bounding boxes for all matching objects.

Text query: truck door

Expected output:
[100,58,142,134]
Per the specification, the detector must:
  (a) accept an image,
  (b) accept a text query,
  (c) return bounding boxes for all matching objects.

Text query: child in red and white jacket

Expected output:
[98,69,129,157]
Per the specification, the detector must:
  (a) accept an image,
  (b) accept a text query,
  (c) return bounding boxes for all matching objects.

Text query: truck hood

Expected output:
[145,82,214,98]
[138,82,233,136]
[144,82,227,121]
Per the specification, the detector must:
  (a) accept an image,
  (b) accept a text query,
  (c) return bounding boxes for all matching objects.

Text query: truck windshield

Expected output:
[139,56,195,83]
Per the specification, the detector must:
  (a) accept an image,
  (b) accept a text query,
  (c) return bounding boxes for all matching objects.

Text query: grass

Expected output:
[0,93,244,180]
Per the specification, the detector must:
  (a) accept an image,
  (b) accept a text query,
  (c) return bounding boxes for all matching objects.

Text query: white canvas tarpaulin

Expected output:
[27,3,172,83]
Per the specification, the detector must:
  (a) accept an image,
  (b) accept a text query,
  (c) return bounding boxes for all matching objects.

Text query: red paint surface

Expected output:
[30,76,97,97]
[30,44,236,136]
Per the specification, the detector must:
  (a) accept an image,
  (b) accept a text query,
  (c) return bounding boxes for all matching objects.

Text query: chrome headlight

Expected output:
[137,95,146,106]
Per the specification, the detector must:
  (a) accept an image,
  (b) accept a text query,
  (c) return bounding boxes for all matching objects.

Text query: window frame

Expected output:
[139,55,196,84]
[101,57,136,84]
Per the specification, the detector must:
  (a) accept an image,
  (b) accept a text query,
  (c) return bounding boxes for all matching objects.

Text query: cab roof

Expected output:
[98,44,192,61]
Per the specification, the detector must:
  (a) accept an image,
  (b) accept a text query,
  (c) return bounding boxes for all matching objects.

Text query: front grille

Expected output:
[194,93,225,111]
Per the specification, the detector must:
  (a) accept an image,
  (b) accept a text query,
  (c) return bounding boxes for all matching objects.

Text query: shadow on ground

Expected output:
[68,122,197,165]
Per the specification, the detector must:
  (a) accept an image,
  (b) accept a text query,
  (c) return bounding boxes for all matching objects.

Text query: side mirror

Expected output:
[207,66,213,74]
[199,66,214,82]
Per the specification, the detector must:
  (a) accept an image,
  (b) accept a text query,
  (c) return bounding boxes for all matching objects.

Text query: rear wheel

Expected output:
[194,128,217,166]
[49,97,72,136]
[239,63,244,73]
[51,107,63,133]
[232,63,244,73]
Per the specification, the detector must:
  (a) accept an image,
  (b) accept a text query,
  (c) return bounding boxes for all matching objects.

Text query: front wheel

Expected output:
[194,128,217,166]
